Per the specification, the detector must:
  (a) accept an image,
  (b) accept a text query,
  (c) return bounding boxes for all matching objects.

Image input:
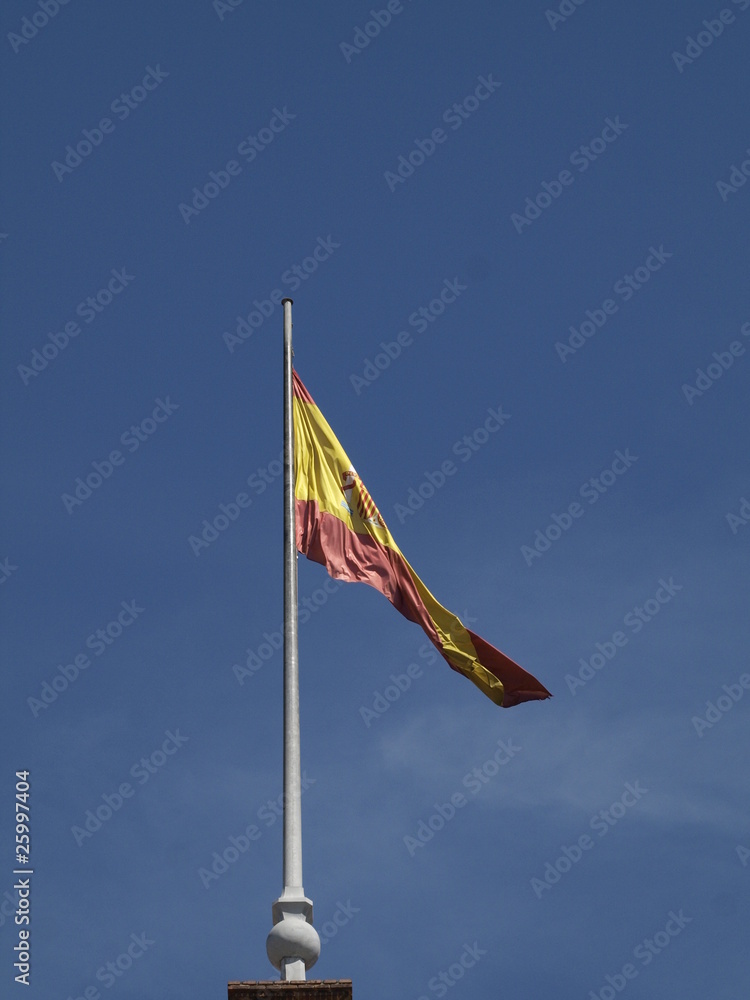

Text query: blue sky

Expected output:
[1,1,749,998]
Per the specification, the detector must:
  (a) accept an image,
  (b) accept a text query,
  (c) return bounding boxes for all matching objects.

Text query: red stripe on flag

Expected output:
[464,628,550,707]
[292,371,316,404]
[296,497,550,706]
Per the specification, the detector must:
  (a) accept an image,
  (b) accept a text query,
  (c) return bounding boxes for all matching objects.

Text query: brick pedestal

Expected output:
[228,981,352,1000]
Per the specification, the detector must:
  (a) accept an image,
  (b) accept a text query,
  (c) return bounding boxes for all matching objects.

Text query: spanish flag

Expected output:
[293,371,551,707]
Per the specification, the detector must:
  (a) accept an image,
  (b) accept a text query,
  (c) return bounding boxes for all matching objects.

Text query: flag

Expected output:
[292,370,551,707]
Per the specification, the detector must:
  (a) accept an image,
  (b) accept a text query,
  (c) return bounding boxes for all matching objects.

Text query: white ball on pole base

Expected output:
[266,898,321,982]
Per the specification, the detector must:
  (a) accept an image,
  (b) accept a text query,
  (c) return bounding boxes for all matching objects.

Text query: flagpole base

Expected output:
[229,981,352,999]
[266,894,320,981]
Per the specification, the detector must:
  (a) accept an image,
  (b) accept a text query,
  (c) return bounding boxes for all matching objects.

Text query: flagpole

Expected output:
[266,298,320,982]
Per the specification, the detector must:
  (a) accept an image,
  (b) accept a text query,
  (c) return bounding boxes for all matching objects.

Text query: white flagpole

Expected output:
[265,298,320,982]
